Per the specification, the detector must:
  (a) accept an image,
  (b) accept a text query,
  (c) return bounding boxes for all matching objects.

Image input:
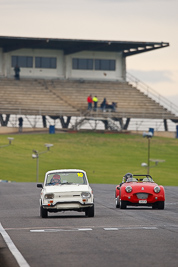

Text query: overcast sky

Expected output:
[0,0,177,104]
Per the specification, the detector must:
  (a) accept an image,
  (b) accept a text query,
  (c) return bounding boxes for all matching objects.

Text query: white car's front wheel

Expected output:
[85,205,94,217]
[40,205,48,218]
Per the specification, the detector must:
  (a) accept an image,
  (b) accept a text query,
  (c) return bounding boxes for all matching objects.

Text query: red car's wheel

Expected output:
[152,201,164,209]
[116,197,120,208]
[152,203,157,209]
[157,201,164,209]
[120,200,127,209]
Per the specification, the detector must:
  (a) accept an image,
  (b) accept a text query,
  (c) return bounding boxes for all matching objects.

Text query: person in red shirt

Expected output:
[87,94,93,110]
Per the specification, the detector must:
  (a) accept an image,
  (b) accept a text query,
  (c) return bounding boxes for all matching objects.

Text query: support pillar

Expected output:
[102,120,109,130]
[59,116,71,128]
[0,114,10,126]
[163,119,168,131]
[42,116,47,128]
[123,118,130,130]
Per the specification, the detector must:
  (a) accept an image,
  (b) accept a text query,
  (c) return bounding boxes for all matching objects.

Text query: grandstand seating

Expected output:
[0,78,79,116]
[46,79,176,119]
[0,78,177,121]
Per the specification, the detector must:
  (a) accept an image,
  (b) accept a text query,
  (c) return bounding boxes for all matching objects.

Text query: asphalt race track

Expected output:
[0,183,178,267]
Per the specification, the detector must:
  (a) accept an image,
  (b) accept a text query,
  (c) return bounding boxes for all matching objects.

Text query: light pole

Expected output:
[143,132,153,175]
[0,137,14,148]
[32,144,53,183]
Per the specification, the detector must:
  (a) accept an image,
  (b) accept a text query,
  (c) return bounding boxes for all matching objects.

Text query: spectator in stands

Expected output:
[112,102,117,112]
[18,117,23,132]
[14,64,20,80]
[87,94,93,110]
[100,98,107,111]
[93,96,98,111]
[106,102,117,112]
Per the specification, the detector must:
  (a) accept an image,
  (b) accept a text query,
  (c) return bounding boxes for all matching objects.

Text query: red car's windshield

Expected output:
[126,177,154,183]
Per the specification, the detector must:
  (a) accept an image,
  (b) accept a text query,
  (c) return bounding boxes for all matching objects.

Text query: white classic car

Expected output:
[37,169,94,218]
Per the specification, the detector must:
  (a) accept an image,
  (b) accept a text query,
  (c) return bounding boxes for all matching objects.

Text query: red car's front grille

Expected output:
[136,193,149,199]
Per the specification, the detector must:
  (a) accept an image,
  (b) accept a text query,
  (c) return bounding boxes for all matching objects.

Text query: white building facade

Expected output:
[0,47,125,81]
[0,36,169,82]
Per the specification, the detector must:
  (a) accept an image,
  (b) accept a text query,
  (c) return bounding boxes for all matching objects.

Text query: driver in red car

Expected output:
[120,173,133,185]
[50,174,61,185]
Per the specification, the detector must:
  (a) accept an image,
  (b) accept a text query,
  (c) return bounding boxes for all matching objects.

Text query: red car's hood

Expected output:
[124,182,157,187]
[122,182,161,193]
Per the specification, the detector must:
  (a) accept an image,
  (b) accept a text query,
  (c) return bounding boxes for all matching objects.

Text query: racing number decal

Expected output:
[77,172,83,177]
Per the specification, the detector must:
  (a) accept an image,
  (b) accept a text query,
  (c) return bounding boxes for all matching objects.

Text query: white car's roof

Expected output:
[45,169,86,175]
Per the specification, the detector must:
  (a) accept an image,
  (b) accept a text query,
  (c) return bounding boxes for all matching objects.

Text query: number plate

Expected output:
[139,200,147,204]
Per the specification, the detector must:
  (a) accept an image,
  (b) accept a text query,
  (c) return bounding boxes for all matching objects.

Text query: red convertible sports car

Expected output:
[115,173,165,209]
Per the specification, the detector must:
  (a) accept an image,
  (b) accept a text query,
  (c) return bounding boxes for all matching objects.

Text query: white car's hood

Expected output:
[44,184,91,193]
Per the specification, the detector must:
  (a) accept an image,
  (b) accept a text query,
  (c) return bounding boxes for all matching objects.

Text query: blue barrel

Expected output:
[49,125,55,134]
[176,125,178,138]
[149,128,154,136]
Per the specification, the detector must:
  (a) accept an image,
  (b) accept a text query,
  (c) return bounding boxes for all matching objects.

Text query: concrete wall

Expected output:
[0,127,176,138]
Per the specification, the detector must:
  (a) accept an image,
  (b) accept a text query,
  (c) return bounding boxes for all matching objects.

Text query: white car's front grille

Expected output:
[58,194,80,198]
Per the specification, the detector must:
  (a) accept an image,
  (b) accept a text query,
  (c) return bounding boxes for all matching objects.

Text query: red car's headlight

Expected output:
[125,186,132,193]
[154,186,161,193]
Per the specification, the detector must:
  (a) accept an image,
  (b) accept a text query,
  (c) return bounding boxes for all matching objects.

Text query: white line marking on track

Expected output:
[7,224,172,232]
[30,230,46,232]
[0,222,30,267]
[104,227,158,230]
[78,228,92,231]
[30,226,158,233]
[104,228,118,231]
[31,229,73,232]
[30,228,93,233]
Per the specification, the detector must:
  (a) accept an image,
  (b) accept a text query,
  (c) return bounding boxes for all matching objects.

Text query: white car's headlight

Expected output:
[45,193,54,199]
[125,186,132,193]
[81,192,91,199]
[154,186,161,193]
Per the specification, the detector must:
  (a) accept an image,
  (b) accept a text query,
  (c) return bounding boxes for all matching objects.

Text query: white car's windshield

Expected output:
[46,171,87,186]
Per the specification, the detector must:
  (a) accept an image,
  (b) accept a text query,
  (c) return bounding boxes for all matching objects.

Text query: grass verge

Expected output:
[0,132,177,186]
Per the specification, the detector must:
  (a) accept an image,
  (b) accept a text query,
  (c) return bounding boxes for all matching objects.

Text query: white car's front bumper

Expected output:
[42,201,94,212]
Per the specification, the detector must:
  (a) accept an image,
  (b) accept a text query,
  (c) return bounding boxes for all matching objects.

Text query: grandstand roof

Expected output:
[0,36,169,56]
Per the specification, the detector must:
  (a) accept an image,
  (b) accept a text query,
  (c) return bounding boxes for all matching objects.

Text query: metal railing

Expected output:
[126,72,178,117]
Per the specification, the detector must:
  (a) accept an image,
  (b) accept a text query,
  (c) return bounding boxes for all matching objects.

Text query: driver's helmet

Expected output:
[51,174,61,184]
[123,173,133,183]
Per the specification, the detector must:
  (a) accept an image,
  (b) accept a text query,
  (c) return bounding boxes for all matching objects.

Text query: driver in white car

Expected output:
[50,174,61,185]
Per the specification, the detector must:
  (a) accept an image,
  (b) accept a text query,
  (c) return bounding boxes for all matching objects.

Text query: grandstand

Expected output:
[0,77,178,132]
[0,36,177,132]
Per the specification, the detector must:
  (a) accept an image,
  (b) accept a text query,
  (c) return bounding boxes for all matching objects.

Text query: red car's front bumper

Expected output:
[121,192,165,205]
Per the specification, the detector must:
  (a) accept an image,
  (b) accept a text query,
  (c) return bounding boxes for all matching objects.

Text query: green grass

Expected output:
[0,132,178,186]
